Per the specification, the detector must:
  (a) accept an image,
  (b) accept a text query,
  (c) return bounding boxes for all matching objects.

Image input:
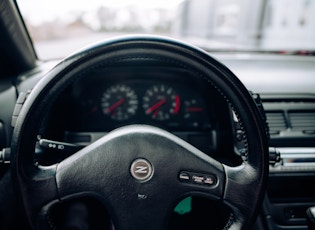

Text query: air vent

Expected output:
[262,94,315,138]
[289,111,315,132]
[266,112,287,134]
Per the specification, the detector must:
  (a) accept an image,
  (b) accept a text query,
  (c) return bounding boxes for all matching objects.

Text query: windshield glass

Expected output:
[17,0,315,60]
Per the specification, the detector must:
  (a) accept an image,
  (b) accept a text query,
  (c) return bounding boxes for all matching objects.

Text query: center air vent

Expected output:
[261,94,315,139]
[289,111,315,133]
[266,112,287,135]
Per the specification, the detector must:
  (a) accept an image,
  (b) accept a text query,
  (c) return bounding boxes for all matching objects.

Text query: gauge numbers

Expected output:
[143,84,180,121]
[101,84,138,121]
[184,98,204,119]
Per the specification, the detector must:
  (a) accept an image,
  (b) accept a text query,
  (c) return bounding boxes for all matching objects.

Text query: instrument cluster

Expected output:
[101,83,196,122]
[39,69,236,165]
[67,76,213,132]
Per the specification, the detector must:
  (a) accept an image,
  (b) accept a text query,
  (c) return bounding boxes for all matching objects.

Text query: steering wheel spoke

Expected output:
[110,196,172,230]
[55,126,225,198]
[222,164,265,226]
[16,164,59,226]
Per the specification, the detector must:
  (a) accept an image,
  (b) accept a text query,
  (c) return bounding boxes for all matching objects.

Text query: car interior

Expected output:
[0,0,315,229]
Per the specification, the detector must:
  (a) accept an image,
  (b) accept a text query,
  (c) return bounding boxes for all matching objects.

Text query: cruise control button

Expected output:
[179,172,190,182]
[204,176,216,185]
[179,171,217,187]
[192,175,205,184]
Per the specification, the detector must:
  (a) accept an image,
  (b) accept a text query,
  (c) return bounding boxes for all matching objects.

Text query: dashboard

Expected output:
[35,66,241,166]
[1,49,315,229]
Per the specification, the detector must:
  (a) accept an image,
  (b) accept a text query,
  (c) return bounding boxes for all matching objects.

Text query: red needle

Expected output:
[105,98,125,114]
[146,98,166,114]
[174,95,180,114]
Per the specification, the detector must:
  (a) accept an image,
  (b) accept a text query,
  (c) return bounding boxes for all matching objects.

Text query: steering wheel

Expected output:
[10,35,268,230]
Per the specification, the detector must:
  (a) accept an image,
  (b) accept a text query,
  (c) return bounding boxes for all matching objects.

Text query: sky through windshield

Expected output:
[17,0,315,59]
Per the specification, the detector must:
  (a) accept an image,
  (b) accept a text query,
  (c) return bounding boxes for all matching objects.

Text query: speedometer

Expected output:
[101,84,138,121]
[142,84,180,121]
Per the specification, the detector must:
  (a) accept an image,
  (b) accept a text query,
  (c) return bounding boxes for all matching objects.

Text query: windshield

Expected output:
[17,0,315,60]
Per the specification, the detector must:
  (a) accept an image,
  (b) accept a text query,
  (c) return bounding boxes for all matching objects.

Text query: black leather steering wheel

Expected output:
[10,35,268,230]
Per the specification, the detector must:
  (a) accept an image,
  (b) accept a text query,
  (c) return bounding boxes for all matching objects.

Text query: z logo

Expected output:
[130,159,153,181]
[135,166,148,174]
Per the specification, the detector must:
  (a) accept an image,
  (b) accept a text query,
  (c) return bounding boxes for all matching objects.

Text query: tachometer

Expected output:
[142,84,180,121]
[101,84,138,121]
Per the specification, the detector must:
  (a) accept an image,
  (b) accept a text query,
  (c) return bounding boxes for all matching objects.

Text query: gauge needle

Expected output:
[146,98,166,114]
[105,98,125,114]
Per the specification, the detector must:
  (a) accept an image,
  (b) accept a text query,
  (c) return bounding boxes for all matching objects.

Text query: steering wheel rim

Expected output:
[10,35,269,229]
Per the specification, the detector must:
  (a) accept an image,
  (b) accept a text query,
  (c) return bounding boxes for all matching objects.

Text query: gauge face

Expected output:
[184,98,204,120]
[101,84,138,121]
[183,97,209,129]
[143,84,180,120]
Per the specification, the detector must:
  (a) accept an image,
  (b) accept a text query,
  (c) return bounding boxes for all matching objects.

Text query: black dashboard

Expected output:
[1,50,315,230]
[33,53,315,229]
[34,65,241,167]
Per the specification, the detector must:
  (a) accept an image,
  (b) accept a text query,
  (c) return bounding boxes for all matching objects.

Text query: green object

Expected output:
[174,197,192,215]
